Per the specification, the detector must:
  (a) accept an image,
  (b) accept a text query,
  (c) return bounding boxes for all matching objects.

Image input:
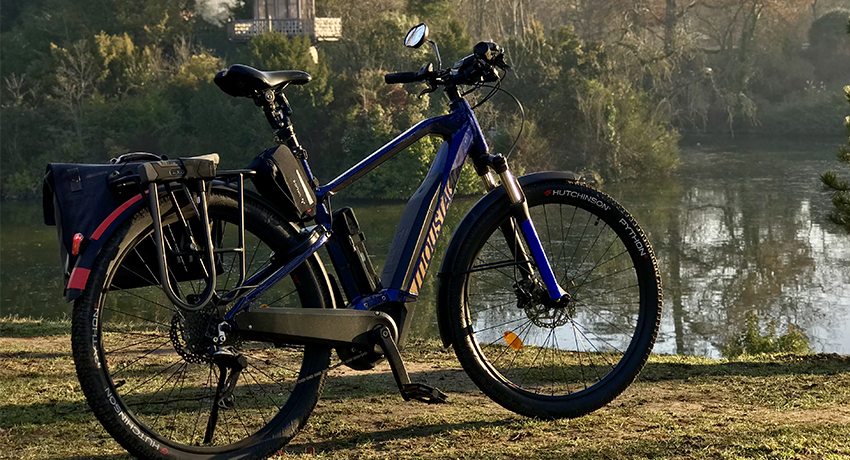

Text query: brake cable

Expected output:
[474,83,525,159]
[469,79,500,110]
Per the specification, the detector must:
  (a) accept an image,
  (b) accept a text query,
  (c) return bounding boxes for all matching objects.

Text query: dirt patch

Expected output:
[0,335,71,354]
[747,405,850,425]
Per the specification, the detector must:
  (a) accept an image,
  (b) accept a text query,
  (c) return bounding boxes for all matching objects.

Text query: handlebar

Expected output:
[384,72,421,84]
[384,41,509,90]
[385,63,434,85]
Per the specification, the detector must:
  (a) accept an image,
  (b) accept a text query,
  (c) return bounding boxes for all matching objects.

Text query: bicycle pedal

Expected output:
[401,383,448,404]
[217,395,236,410]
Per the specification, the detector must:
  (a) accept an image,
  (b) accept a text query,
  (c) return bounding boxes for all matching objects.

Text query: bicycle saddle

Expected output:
[214,64,311,98]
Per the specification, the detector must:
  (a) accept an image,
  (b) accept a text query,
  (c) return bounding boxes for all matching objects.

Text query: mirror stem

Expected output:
[428,39,442,70]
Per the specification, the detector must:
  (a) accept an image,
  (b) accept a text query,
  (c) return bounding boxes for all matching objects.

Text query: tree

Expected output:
[806,11,850,83]
[501,25,680,179]
[821,85,850,233]
[51,39,101,147]
[330,70,444,198]
[246,32,335,169]
[820,18,850,232]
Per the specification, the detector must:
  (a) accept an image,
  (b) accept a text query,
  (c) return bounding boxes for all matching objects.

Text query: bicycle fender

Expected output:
[435,171,582,348]
[64,192,148,301]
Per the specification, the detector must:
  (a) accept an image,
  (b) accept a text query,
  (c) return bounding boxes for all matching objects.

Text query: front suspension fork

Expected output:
[481,156,567,301]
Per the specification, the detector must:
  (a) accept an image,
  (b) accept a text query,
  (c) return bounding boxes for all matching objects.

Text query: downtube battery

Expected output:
[327,207,382,300]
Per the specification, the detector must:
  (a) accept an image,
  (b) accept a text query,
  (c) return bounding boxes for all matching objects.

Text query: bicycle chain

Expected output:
[291,350,371,386]
[171,311,372,385]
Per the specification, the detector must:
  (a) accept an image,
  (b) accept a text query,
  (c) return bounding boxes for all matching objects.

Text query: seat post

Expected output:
[258,89,318,185]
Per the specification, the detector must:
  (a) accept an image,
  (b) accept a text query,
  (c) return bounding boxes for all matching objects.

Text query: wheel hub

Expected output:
[514,278,573,328]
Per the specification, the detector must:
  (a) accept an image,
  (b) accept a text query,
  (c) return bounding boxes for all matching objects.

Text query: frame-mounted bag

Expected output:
[248,145,317,222]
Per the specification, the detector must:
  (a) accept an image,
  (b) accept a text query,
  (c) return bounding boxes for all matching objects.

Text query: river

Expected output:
[2,138,849,357]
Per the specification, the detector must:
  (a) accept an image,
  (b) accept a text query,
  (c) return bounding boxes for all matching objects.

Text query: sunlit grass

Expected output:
[2,317,848,460]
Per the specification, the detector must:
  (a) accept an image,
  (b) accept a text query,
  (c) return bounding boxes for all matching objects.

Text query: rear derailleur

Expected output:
[212,347,247,410]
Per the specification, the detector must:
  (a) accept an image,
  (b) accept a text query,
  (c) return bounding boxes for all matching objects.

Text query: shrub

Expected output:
[722,311,812,358]
[758,83,848,136]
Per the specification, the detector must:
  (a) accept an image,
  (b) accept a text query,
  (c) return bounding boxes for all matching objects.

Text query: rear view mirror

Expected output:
[404,23,429,48]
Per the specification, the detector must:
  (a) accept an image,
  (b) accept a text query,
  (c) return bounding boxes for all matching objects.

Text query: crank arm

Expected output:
[372,325,447,404]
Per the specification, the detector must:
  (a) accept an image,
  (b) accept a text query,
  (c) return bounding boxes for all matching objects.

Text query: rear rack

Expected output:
[118,157,256,312]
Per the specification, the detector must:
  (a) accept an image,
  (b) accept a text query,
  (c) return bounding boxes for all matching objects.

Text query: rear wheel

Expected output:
[71,189,332,460]
[444,179,661,418]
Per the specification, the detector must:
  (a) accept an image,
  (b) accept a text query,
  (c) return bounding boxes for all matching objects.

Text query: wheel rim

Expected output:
[93,205,325,451]
[462,198,648,400]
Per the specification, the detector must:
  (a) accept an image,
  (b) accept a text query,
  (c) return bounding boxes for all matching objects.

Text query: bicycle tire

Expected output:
[71,188,333,460]
[442,178,661,419]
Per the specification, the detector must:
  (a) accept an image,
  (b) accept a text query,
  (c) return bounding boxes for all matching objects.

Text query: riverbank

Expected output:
[1,317,849,459]
[5,138,850,356]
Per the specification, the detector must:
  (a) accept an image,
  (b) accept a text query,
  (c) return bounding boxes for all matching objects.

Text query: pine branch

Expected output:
[822,171,849,192]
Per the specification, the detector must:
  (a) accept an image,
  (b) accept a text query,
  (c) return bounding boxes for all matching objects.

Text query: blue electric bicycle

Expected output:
[61,23,661,460]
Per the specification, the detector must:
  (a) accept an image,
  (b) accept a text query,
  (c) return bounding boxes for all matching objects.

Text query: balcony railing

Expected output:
[227,18,342,42]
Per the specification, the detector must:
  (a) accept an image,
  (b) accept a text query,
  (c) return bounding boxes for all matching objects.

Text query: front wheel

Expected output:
[443,178,661,419]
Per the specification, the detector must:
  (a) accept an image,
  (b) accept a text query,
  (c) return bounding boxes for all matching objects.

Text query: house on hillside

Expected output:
[226,0,341,43]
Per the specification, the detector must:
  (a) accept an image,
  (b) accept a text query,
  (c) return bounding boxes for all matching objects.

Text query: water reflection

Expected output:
[2,139,848,357]
[464,201,643,353]
[619,140,850,357]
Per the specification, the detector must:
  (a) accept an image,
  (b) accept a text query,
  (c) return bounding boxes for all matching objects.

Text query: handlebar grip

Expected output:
[385,72,420,84]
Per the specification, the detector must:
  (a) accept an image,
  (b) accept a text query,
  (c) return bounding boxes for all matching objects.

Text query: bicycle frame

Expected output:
[224,97,566,337]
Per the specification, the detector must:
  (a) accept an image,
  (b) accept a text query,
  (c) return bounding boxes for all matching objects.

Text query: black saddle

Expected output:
[214,64,311,98]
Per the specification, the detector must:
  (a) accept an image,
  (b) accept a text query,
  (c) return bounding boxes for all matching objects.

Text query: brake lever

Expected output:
[418,85,437,98]
[494,54,512,71]
[414,63,437,98]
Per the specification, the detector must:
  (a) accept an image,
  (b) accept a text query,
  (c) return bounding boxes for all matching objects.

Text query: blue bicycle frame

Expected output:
[223,97,566,323]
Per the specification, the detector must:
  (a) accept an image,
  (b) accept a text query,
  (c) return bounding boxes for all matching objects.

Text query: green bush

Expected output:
[331,70,481,198]
[1,171,41,199]
[575,79,680,180]
[722,311,813,358]
[757,84,848,136]
[0,3,688,199]
[503,25,680,181]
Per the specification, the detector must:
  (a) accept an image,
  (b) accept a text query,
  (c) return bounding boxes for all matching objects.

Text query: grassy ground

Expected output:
[1,316,849,460]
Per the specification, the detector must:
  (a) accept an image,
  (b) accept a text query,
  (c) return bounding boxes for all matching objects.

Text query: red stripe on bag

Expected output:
[91,194,143,240]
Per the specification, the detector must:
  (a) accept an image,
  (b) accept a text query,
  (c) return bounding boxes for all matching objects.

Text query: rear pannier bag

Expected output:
[248,145,317,222]
[43,159,221,292]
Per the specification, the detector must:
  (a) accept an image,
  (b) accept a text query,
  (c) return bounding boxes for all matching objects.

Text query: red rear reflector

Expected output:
[72,233,85,255]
